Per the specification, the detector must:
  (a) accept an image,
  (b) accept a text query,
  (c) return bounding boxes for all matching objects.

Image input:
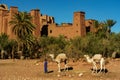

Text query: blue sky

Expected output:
[1,0,120,33]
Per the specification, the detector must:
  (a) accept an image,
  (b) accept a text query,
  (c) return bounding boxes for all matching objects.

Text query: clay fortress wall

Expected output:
[0,4,96,39]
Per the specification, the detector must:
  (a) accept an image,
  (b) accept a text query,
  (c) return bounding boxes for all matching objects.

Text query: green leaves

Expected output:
[9,12,35,40]
[0,33,9,50]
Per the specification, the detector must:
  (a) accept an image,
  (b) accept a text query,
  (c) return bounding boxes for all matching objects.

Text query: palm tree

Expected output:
[93,20,106,38]
[9,12,36,57]
[94,20,99,29]
[0,33,9,59]
[104,19,116,33]
[9,12,35,40]
[93,19,116,39]
[8,39,17,59]
[103,19,116,39]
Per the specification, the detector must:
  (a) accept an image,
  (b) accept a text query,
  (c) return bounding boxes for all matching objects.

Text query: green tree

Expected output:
[0,33,9,58]
[93,19,116,39]
[9,12,35,40]
[104,19,116,33]
[7,39,17,59]
[9,12,35,57]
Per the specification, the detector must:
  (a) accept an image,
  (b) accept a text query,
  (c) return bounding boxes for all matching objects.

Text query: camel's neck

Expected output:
[49,54,55,61]
[50,57,58,62]
[51,57,55,61]
[54,58,60,63]
[51,58,60,64]
[86,57,93,63]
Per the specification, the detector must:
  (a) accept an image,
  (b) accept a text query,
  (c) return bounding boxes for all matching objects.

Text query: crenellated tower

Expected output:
[0,4,8,34]
[73,11,86,37]
[30,9,40,37]
[8,6,18,39]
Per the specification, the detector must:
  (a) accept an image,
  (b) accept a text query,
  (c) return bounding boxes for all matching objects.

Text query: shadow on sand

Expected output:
[45,66,73,73]
[91,68,108,73]
[45,70,54,73]
[61,66,73,72]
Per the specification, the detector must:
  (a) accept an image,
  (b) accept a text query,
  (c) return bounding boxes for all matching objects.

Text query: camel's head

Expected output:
[84,55,89,58]
[49,54,55,59]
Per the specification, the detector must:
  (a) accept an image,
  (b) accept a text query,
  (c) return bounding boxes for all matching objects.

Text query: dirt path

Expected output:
[0,59,120,80]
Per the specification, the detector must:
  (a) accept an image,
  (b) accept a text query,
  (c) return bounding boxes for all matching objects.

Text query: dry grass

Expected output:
[0,59,120,80]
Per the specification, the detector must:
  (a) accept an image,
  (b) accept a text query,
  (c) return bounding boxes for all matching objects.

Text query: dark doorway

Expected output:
[41,25,48,36]
[86,26,90,33]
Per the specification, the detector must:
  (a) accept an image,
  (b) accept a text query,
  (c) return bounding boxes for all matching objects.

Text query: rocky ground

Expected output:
[0,59,120,80]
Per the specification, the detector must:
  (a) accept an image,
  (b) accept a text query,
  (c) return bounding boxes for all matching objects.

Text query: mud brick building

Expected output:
[0,4,95,39]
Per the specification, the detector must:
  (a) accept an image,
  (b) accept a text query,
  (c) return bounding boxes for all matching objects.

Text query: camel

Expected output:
[92,54,102,62]
[49,53,68,72]
[84,54,105,73]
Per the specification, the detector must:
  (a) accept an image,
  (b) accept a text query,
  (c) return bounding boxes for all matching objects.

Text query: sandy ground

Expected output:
[0,59,120,80]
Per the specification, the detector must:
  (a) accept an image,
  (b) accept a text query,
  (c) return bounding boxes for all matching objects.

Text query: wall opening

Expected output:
[41,25,48,37]
[86,26,90,33]
[50,30,52,33]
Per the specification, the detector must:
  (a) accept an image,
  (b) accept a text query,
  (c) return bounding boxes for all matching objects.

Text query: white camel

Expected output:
[49,53,68,72]
[84,54,105,73]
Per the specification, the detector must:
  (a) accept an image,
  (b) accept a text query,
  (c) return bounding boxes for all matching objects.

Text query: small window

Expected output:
[50,30,52,33]
[64,36,67,38]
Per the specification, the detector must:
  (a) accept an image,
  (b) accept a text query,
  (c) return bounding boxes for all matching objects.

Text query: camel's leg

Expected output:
[58,63,61,72]
[99,63,105,73]
[103,63,106,73]
[99,62,103,73]
[65,64,68,69]
[92,62,97,73]
[64,60,68,71]
[99,58,105,73]
[92,66,95,73]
